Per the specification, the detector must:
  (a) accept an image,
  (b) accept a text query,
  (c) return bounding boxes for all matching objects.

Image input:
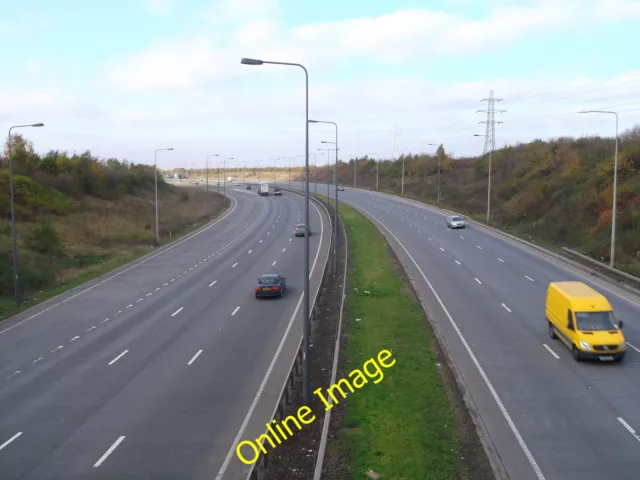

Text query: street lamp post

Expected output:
[241,57,312,404]
[155,147,174,244]
[206,154,219,219]
[473,134,492,223]
[579,110,619,267]
[313,122,339,273]
[8,122,44,305]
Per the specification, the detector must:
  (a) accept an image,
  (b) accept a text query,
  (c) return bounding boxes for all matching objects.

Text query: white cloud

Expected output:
[107,0,640,93]
[144,0,176,14]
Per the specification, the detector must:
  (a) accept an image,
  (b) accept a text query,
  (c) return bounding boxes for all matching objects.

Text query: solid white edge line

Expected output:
[338,202,546,480]
[0,432,23,451]
[171,307,184,317]
[218,194,327,480]
[626,342,640,353]
[617,417,636,435]
[188,349,203,365]
[543,344,560,359]
[0,197,240,336]
[501,303,512,312]
[93,436,126,467]
[231,306,240,316]
[107,350,129,366]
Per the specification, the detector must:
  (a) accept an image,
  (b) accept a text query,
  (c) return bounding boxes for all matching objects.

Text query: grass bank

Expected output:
[324,196,466,479]
[0,185,228,321]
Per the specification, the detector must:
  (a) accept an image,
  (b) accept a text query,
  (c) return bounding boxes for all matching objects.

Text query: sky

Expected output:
[2,0,640,170]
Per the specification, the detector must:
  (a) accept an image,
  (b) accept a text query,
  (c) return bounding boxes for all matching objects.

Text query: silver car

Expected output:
[446,215,465,229]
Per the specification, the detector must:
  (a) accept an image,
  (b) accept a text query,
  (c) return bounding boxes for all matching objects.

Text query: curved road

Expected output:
[0,187,331,480]
[290,180,640,480]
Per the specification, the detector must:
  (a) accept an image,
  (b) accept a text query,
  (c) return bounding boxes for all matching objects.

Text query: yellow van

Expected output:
[546,281,626,362]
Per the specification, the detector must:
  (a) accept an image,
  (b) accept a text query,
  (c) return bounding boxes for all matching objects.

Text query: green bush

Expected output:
[25,219,63,255]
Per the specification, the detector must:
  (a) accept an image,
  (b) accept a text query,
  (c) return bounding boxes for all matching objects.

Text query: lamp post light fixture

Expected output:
[241,56,312,404]
[312,121,339,273]
[579,110,619,267]
[8,122,44,305]
[473,134,493,223]
[154,147,174,244]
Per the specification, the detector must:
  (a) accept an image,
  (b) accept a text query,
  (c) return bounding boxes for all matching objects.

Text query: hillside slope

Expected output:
[1,135,227,317]
[310,126,640,276]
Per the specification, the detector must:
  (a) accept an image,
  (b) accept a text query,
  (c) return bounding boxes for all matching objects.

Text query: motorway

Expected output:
[290,180,640,480]
[0,186,331,479]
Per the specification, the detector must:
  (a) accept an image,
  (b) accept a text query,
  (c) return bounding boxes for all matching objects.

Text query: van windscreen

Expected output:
[575,311,617,331]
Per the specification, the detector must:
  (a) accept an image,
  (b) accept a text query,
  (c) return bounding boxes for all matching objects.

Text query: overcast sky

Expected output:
[2,0,640,170]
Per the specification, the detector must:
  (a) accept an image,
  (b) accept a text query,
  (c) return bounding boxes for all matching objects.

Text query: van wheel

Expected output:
[614,353,625,364]
[572,345,582,362]
[548,323,557,339]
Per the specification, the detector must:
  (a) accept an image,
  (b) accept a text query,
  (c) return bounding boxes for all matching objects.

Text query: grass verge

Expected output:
[325,196,464,479]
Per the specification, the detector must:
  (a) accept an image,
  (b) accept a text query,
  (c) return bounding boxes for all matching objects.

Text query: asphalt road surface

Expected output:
[288,180,640,480]
[0,187,331,480]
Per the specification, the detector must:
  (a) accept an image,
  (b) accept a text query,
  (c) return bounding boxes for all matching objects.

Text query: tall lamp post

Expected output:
[154,147,174,244]
[579,110,619,267]
[313,122,339,273]
[473,134,492,223]
[310,153,319,197]
[241,57,312,404]
[206,154,219,219]
[8,122,44,305]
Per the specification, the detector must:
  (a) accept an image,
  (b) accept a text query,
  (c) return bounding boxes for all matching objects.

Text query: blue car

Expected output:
[255,274,286,298]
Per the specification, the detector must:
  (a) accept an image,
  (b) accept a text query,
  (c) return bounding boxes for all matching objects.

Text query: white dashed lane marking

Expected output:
[108,350,128,366]
[525,275,534,282]
[474,278,482,285]
[497,258,504,263]
[543,344,560,359]
[231,306,240,316]
[93,436,125,467]
[0,432,23,451]
[209,281,217,287]
[171,307,184,317]
[455,260,461,265]
[501,303,512,312]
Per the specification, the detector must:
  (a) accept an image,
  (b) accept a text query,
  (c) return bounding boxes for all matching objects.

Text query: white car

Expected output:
[446,215,465,229]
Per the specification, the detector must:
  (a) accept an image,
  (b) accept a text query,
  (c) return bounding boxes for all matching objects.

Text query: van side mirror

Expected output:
[619,320,624,329]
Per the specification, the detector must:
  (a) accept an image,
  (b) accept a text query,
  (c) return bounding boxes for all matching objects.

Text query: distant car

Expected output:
[338,186,345,191]
[246,185,252,190]
[446,215,465,229]
[255,274,286,298]
[294,224,311,237]
[274,188,282,196]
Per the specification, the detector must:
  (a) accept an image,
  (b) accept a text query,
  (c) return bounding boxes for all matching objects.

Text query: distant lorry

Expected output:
[259,183,269,196]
